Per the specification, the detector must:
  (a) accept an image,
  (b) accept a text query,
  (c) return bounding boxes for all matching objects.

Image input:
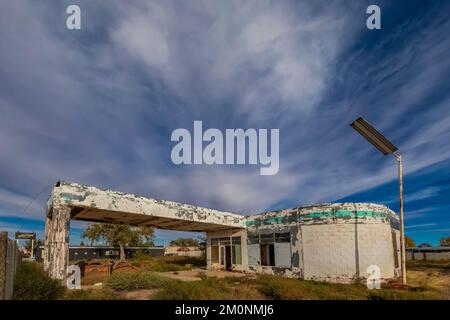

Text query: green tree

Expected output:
[439,237,450,247]
[169,237,199,247]
[82,223,155,260]
[405,236,416,248]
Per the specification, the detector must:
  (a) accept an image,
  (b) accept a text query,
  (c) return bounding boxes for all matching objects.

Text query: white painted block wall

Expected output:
[301,223,396,281]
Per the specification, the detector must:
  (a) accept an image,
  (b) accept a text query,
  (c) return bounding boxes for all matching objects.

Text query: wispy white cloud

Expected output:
[407,228,450,234]
[0,0,449,225]
[405,187,441,203]
[405,223,437,229]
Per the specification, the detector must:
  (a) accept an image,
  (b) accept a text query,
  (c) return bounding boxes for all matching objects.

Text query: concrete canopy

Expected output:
[47,181,246,232]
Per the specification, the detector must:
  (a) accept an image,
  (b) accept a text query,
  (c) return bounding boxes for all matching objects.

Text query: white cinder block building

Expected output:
[44,182,400,283]
[206,203,401,283]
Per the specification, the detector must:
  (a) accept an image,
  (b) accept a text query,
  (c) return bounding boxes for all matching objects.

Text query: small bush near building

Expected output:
[13,262,66,300]
[106,271,172,291]
[160,254,206,267]
[132,255,205,272]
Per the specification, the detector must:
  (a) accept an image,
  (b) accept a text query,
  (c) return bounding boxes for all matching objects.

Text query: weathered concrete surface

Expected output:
[48,181,246,232]
[45,206,71,279]
[246,203,399,229]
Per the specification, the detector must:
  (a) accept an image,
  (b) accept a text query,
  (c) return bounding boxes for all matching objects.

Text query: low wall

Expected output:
[165,246,204,257]
[0,232,22,300]
[406,248,450,261]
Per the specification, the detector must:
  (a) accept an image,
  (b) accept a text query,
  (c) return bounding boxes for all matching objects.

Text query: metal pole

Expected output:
[396,154,407,284]
[31,238,35,261]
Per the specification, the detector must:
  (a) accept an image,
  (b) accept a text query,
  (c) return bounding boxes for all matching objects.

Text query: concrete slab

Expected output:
[48,181,246,232]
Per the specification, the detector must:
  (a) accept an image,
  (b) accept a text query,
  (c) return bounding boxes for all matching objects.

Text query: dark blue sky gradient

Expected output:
[0,0,449,246]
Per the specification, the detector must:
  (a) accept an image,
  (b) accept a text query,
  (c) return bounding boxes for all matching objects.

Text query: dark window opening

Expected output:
[275,232,290,243]
[225,245,232,270]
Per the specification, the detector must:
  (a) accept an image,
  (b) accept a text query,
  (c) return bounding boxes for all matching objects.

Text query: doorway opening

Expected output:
[220,245,232,270]
[225,245,232,270]
[260,243,275,266]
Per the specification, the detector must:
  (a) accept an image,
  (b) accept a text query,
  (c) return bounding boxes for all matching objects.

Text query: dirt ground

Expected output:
[154,269,249,281]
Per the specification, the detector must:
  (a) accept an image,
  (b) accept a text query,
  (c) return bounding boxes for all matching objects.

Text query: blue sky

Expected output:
[0,0,449,246]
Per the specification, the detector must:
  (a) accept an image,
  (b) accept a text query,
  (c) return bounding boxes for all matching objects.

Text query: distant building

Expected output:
[165,246,204,257]
[418,243,432,248]
[35,245,164,261]
[406,246,450,261]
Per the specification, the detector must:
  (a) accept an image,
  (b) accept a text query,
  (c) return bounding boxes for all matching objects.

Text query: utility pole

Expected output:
[395,153,406,284]
[350,117,406,284]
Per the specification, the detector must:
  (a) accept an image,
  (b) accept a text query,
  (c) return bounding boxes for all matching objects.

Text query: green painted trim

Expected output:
[245,210,389,226]
[60,192,85,203]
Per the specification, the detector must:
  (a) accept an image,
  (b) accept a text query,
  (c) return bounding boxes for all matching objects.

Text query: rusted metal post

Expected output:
[396,154,407,285]
[46,206,71,280]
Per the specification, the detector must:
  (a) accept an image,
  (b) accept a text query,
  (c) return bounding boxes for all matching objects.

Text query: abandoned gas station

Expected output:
[44,181,401,282]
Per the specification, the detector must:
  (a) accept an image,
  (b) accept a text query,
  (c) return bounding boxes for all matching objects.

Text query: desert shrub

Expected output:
[148,263,189,272]
[132,255,205,271]
[106,271,172,291]
[13,262,66,300]
[138,256,195,272]
[132,250,153,266]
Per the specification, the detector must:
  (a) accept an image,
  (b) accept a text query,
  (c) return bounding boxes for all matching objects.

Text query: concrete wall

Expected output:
[301,223,397,282]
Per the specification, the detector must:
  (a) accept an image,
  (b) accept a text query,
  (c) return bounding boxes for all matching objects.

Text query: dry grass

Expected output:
[106,271,173,291]
[250,275,438,300]
[68,259,450,300]
[63,288,119,300]
[152,277,264,300]
[13,262,66,300]
[406,260,450,299]
[81,271,109,286]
